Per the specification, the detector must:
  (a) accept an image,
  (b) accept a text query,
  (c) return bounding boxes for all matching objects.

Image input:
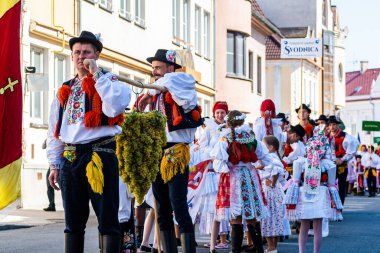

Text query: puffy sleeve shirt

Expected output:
[46,71,131,169]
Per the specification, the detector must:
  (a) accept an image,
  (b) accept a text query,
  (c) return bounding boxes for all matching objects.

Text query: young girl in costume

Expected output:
[285,127,343,253]
[260,136,285,253]
[210,110,273,253]
[195,101,230,252]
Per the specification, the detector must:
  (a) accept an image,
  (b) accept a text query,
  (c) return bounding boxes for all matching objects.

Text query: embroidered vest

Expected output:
[154,92,203,132]
[226,131,258,165]
[54,71,124,138]
[283,143,293,158]
[329,130,346,158]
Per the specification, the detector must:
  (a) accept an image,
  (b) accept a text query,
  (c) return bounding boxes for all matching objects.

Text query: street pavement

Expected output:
[1,195,380,253]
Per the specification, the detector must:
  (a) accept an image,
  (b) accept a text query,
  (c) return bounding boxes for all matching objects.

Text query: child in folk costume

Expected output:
[119,178,137,253]
[260,136,285,253]
[195,101,230,251]
[210,110,273,253]
[354,155,366,195]
[285,128,343,253]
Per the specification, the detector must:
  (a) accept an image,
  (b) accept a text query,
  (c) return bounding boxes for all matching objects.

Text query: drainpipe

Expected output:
[370,97,375,120]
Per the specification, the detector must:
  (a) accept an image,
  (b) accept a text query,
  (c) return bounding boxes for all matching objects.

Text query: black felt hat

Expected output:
[276,113,289,124]
[317,114,328,122]
[295,104,311,114]
[291,124,306,139]
[328,115,342,124]
[69,31,103,52]
[146,49,182,69]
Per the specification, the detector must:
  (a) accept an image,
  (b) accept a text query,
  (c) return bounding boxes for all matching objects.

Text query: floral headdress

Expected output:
[224,113,246,122]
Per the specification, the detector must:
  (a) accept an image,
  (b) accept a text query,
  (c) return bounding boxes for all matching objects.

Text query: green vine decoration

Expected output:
[116,111,167,204]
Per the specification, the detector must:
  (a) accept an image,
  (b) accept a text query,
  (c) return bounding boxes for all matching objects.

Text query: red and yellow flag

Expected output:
[0,0,22,210]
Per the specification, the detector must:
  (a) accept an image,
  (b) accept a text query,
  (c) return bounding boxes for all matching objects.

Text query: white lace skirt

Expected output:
[297,186,331,220]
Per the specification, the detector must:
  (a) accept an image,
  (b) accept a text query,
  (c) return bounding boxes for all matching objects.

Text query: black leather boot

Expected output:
[159,230,178,253]
[180,233,196,253]
[230,224,244,253]
[64,233,84,253]
[247,223,264,253]
[102,235,121,253]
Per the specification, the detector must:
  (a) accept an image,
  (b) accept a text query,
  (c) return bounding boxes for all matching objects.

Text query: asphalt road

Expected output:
[0,195,379,253]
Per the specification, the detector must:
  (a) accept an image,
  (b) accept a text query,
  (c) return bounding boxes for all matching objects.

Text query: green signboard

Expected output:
[362,121,380,131]
[374,137,380,144]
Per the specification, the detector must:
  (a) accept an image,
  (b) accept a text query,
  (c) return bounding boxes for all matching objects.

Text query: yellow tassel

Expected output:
[160,143,190,183]
[86,152,104,194]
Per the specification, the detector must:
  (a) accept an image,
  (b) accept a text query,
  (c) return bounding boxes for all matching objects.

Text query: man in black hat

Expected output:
[295,104,314,141]
[47,30,131,252]
[316,114,329,134]
[138,49,202,253]
[327,116,359,204]
[282,125,307,175]
[276,112,290,131]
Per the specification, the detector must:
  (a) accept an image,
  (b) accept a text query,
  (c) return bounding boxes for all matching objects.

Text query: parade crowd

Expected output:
[45,31,378,253]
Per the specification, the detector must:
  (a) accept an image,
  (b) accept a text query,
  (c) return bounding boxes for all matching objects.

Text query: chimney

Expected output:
[360,60,368,74]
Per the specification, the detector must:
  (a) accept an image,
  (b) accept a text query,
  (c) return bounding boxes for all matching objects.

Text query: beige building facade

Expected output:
[215,0,267,124]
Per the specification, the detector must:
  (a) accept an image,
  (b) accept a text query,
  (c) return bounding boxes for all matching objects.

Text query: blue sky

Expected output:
[331,0,380,72]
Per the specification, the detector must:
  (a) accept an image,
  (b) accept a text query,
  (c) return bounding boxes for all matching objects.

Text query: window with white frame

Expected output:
[203,11,210,58]
[120,0,132,20]
[172,0,180,40]
[182,0,190,43]
[99,0,112,11]
[204,100,211,117]
[30,48,44,124]
[135,0,145,27]
[257,56,262,94]
[54,54,67,93]
[227,31,246,76]
[194,5,201,53]
[249,51,253,92]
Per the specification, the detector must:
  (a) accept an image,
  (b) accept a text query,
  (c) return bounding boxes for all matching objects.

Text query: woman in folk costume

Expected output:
[259,136,285,253]
[210,110,272,253]
[285,126,343,253]
[195,101,230,251]
[253,99,283,145]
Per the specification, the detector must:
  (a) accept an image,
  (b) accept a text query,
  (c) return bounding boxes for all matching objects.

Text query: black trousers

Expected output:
[152,167,194,234]
[46,168,55,208]
[60,140,120,236]
[366,168,377,196]
[337,164,348,205]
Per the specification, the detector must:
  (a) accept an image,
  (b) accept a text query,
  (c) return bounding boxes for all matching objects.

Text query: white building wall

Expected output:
[342,78,380,145]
